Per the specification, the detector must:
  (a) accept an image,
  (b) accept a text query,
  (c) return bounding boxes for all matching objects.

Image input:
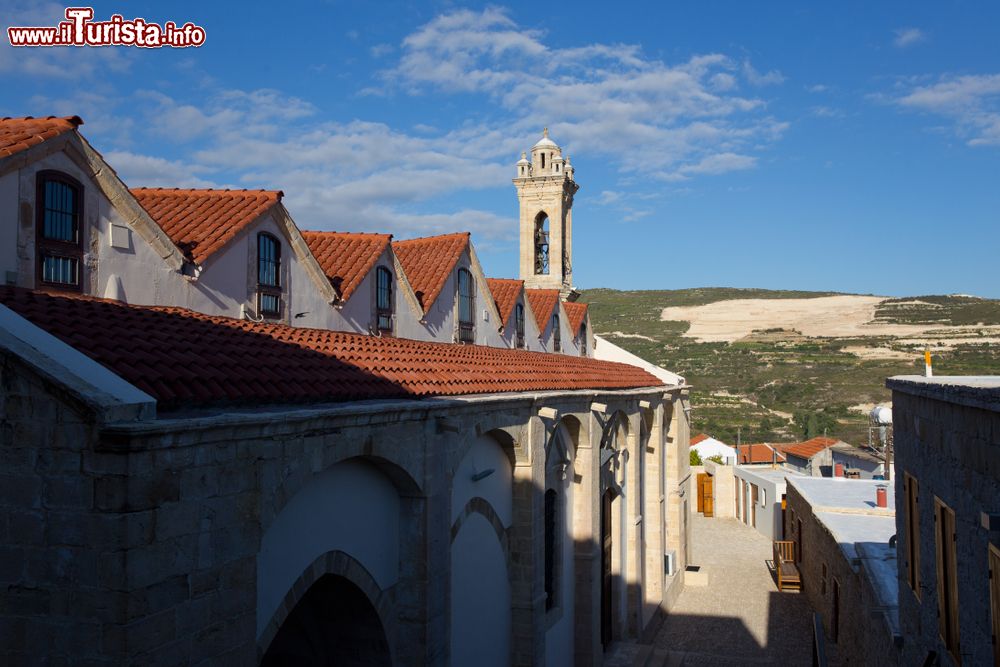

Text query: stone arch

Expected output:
[450,496,509,555]
[257,457,408,645]
[258,549,396,665]
[534,211,550,275]
[262,449,422,538]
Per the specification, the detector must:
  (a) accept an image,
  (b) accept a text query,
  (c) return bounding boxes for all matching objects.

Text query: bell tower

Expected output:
[513,128,579,300]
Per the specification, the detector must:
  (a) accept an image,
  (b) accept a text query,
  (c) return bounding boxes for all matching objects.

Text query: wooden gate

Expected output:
[697,473,714,517]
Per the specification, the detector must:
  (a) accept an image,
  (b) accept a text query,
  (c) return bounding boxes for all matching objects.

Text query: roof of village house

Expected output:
[690,433,709,446]
[486,278,524,328]
[563,301,589,335]
[0,116,82,158]
[525,289,561,333]
[131,188,283,265]
[302,231,393,302]
[391,233,469,314]
[0,287,663,409]
[737,443,787,464]
[773,436,839,460]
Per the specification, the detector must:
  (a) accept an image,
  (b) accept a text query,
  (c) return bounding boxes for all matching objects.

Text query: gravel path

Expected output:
[651,514,814,665]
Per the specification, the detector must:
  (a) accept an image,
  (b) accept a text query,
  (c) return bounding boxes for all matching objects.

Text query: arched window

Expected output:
[376,266,393,333]
[36,172,83,290]
[579,321,587,356]
[457,268,475,343]
[544,489,557,610]
[541,153,546,169]
[514,303,525,349]
[551,312,561,352]
[257,233,281,317]
[534,213,549,275]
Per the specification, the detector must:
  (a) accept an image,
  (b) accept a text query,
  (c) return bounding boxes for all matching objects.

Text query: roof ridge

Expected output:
[392,231,470,245]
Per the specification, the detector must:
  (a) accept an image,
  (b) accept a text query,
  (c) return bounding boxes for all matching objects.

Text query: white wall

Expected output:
[450,433,513,666]
[450,514,511,667]
[0,171,19,283]
[733,467,787,540]
[692,438,737,464]
[496,292,545,352]
[256,460,400,638]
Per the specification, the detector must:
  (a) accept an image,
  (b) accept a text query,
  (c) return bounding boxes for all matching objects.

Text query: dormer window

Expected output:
[515,303,525,348]
[579,322,587,356]
[457,268,475,343]
[257,233,281,318]
[36,172,83,290]
[376,266,393,333]
[552,312,561,352]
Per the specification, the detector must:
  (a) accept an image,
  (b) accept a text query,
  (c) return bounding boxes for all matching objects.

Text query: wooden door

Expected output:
[601,490,613,648]
[696,473,705,513]
[702,475,714,517]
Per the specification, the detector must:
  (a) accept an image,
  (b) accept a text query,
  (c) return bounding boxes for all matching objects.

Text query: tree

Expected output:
[706,454,724,465]
[690,449,703,466]
[793,410,838,440]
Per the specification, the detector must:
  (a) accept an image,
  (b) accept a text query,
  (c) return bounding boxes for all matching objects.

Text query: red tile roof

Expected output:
[391,233,469,314]
[737,443,786,464]
[0,116,82,158]
[690,433,709,446]
[0,287,663,410]
[131,188,283,264]
[774,437,839,460]
[486,278,524,328]
[525,289,560,333]
[563,301,589,335]
[302,231,392,302]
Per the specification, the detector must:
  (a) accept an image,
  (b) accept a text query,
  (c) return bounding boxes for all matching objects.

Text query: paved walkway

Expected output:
[650,513,814,665]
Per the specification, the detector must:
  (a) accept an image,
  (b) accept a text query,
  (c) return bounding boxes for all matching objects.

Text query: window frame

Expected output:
[256,232,282,319]
[934,496,960,662]
[457,267,475,343]
[375,265,394,334]
[579,321,587,356]
[35,171,84,292]
[514,302,525,349]
[551,312,561,352]
[904,472,921,600]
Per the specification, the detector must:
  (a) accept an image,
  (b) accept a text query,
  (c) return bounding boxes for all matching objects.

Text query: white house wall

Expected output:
[0,170,19,283]
[497,293,544,352]
[256,459,401,638]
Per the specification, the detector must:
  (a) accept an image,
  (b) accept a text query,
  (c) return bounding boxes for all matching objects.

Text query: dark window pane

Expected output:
[43,180,77,242]
[259,292,280,316]
[376,267,393,331]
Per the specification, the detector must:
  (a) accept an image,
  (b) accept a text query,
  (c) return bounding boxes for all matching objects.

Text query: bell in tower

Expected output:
[513,129,580,300]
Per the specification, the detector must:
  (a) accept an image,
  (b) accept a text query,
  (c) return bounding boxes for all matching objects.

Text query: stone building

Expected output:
[889,376,1000,667]
[0,118,693,664]
[784,477,900,665]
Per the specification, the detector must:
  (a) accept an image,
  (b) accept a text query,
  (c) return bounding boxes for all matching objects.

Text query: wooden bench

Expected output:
[774,540,801,592]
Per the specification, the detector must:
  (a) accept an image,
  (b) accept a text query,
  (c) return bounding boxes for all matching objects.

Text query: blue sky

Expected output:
[3,1,999,297]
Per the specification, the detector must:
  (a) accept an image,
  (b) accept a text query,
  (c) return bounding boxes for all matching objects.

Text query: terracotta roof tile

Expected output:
[0,116,82,158]
[391,233,469,313]
[563,301,589,335]
[525,289,560,332]
[302,231,392,302]
[0,287,663,410]
[131,188,282,264]
[737,443,786,464]
[690,433,709,446]
[486,278,524,328]
[773,437,839,460]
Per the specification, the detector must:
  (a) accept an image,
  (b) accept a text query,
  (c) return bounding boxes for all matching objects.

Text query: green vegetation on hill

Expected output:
[582,288,1000,446]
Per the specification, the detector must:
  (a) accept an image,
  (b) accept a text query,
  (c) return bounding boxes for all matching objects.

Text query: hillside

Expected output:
[581,288,1000,446]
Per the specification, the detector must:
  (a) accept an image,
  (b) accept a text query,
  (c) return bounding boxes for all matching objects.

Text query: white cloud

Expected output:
[104,151,218,189]
[742,60,785,87]
[597,190,622,205]
[656,152,758,181]
[370,43,393,58]
[373,8,785,177]
[807,84,828,93]
[0,1,132,79]
[893,27,926,48]
[894,74,1000,146]
[810,106,843,118]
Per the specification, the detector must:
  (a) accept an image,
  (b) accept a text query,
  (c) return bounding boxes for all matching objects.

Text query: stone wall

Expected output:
[890,379,1000,667]
[0,345,692,665]
[784,484,898,666]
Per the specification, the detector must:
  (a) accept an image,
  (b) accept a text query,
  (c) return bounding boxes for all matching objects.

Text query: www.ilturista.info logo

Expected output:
[7,7,206,48]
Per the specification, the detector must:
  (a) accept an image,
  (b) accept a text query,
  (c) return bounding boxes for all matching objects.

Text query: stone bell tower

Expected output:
[513,128,579,300]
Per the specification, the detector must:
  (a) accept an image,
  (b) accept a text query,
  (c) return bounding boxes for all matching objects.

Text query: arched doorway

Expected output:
[261,574,391,666]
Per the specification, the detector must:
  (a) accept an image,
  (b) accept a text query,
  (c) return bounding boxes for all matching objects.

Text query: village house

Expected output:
[783,476,900,665]
[0,118,691,665]
[889,375,1000,667]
